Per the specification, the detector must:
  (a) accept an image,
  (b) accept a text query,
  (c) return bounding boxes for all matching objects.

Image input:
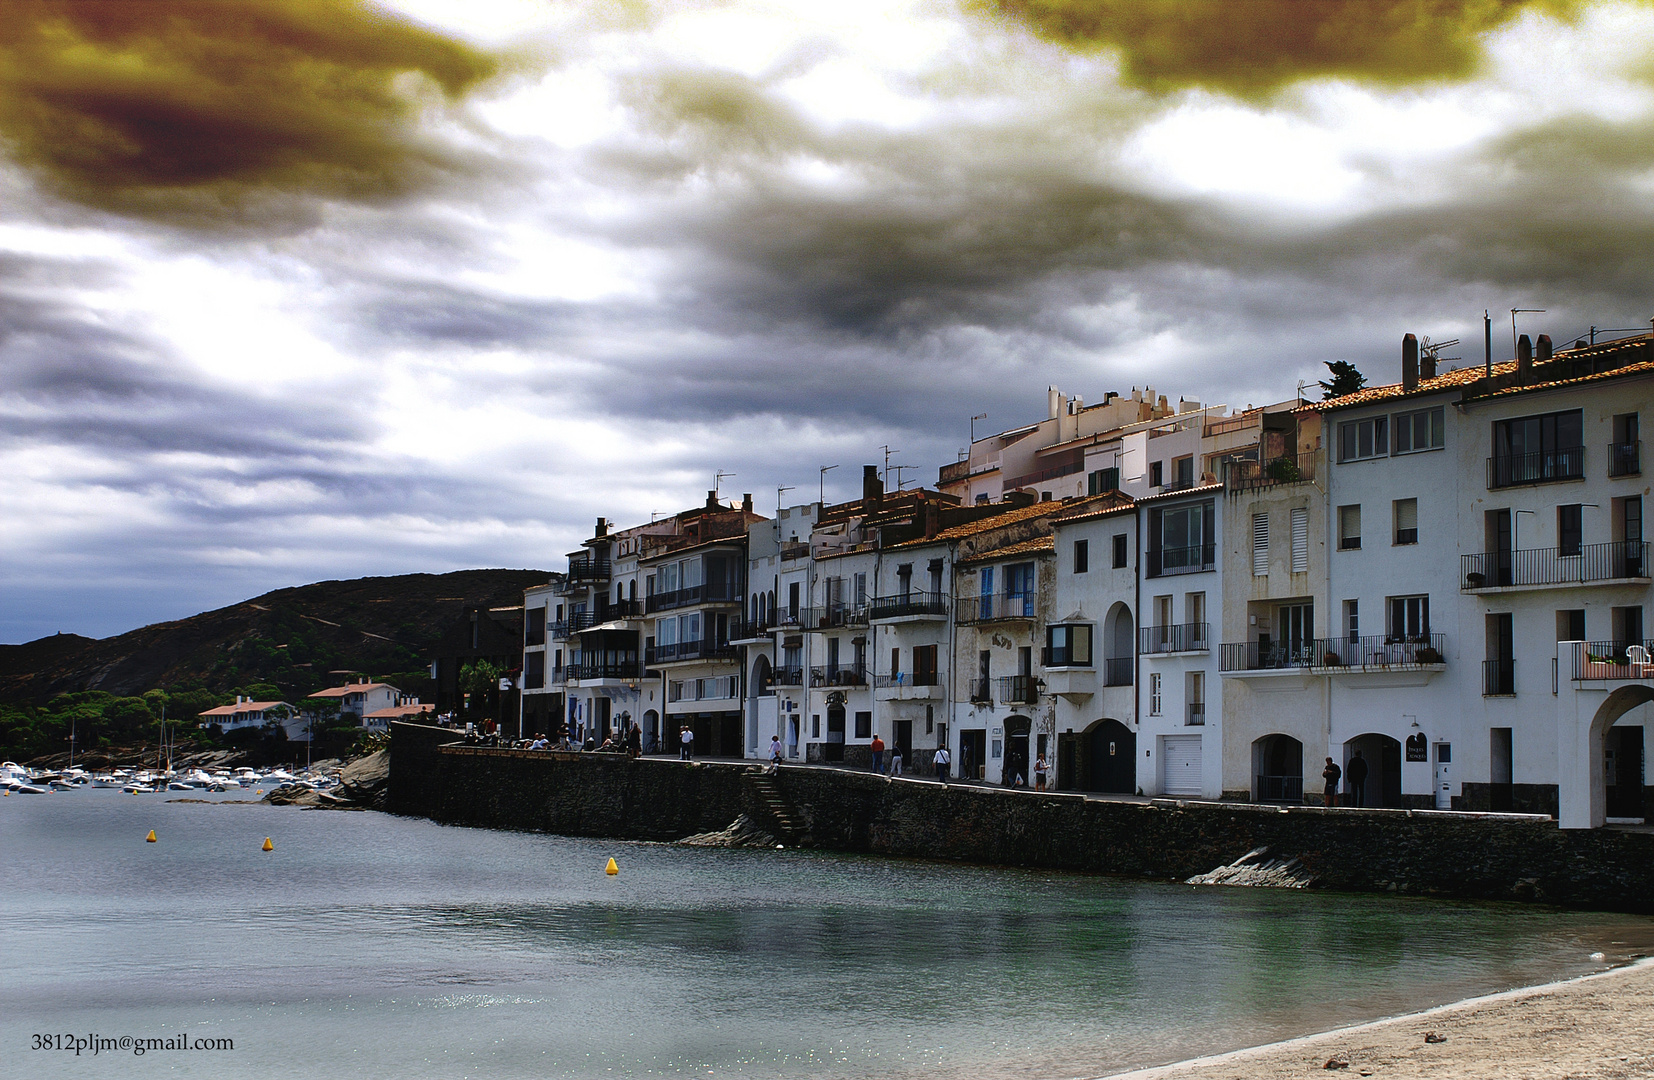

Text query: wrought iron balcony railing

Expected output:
[1461,541,1647,590]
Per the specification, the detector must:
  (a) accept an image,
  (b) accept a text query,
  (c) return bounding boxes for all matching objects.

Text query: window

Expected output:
[1393,406,1445,453]
[1112,533,1128,569]
[854,572,867,607]
[1045,624,1092,667]
[1252,513,1269,575]
[1611,413,1640,476]
[525,606,546,646]
[1173,455,1194,488]
[1290,507,1309,573]
[1559,504,1583,557]
[978,566,994,620]
[1338,416,1388,462]
[1491,409,1584,487]
[914,644,939,685]
[1344,599,1359,643]
[1186,592,1206,628]
[524,651,545,690]
[1088,467,1120,495]
[896,564,912,598]
[1613,606,1645,650]
[1389,595,1430,639]
[1149,500,1214,576]
[1338,505,1362,550]
[1186,671,1205,726]
[1005,562,1035,608]
[787,582,800,617]
[1149,672,1162,715]
[1150,460,1163,487]
[1073,539,1089,574]
[1394,498,1418,545]
[1557,609,1585,641]
[855,711,872,739]
[1041,490,1053,501]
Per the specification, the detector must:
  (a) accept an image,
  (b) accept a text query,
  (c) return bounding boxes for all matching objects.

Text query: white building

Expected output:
[198,697,296,737]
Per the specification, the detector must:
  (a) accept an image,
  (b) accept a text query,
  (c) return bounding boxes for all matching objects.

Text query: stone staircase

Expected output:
[747,770,804,845]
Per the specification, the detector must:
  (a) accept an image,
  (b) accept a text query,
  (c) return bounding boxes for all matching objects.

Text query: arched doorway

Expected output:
[642,709,660,754]
[1104,602,1135,685]
[1592,686,1653,823]
[1342,734,1403,808]
[1087,719,1135,793]
[825,702,846,762]
[1004,715,1031,786]
[750,654,773,696]
[1253,734,1303,803]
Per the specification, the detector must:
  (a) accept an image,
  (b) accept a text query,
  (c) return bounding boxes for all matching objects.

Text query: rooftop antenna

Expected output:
[1484,311,1492,376]
[1511,308,1544,360]
[880,445,898,491]
[776,485,794,520]
[819,464,838,507]
[714,470,735,500]
[892,464,917,490]
[970,413,988,443]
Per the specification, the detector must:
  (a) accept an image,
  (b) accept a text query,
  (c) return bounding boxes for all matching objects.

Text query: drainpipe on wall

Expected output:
[1133,503,1142,791]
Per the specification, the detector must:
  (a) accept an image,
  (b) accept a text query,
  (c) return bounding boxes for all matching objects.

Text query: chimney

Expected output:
[923,501,940,539]
[1536,334,1553,364]
[594,516,608,538]
[862,464,882,508]
[706,489,719,509]
[1419,347,1436,380]
[1402,333,1419,392]
[741,493,753,515]
[1048,385,1061,419]
[1517,334,1533,381]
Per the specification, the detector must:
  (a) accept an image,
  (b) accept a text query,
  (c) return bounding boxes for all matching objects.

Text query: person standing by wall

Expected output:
[870,733,885,774]
[1346,750,1368,807]
[1322,756,1342,808]
[934,744,951,784]
[680,725,694,761]
[1033,753,1048,792]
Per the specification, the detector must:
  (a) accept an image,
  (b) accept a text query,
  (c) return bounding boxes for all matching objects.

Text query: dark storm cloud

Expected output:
[0,0,502,228]
[980,0,1588,96]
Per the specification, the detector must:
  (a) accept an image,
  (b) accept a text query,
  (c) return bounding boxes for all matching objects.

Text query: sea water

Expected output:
[4,788,1651,1079]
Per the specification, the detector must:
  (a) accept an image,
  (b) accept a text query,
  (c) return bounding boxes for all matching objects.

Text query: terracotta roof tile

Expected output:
[958,536,1056,564]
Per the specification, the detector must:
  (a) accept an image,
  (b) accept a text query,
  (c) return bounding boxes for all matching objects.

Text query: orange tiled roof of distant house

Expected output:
[883,491,1131,550]
[308,683,391,698]
[1303,363,1506,412]
[958,536,1056,565]
[1050,492,1135,525]
[198,701,286,716]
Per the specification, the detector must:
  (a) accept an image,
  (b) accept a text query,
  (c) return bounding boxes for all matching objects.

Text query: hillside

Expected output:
[0,569,551,706]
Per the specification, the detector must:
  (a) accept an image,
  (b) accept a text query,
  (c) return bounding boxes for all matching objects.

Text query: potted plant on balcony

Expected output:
[1465,571,1486,588]
[1321,649,1343,667]
[1414,646,1443,665]
[1266,456,1301,483]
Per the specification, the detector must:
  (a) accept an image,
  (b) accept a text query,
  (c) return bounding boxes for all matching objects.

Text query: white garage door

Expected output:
[1161,734,1203,796]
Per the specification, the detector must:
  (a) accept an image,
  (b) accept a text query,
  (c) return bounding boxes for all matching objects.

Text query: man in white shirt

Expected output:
[679,725,694,761]
[934,745,951,784]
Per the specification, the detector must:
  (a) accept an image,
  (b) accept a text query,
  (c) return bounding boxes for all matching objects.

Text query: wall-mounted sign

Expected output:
[1406,733,1428,762]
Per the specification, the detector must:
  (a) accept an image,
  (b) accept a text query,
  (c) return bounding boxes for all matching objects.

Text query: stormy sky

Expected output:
[3,0,1653,642]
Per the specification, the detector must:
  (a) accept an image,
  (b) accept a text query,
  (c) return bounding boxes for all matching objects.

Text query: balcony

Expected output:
[1147,543,1215,578]
[644,640,739,665]
[1609,441,1641,477]
[1221,634,1448,673]
[956,593,1036,624]
[869,592,948,621]
[1483,658,1516,696]
[1461,541,1648,591]
[568,661,644,681]
[1103,657,1133,686]
[1140,622,1210,654]
[1186,702,1206,726]
[782,605,870,631]
[969,677,992,703]
[770,666,805,689]
[1570,641,1654,681]
[997,675,1039,704]
[1224,452,1316,492]
[564,556,611,586]
[811,665,869,687]
[646,584,743,613]
[1487,446,1585,489]
[551,611,600,640]
[874,671,942,700]
[779,540,811,561]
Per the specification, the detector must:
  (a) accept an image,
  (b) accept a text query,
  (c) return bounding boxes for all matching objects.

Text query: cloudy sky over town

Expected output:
[3,0,1653,642]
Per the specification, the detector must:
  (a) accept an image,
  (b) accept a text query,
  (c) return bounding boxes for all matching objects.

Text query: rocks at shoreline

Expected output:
[1187,846,1317,889]
[678,814,779,848]
[263,751,389,811]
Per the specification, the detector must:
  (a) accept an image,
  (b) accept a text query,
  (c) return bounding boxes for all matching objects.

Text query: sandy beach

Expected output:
[1100,957,1654,1080]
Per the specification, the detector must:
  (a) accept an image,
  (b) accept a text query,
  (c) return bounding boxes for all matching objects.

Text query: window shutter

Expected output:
[1252,513,1269,575]
[1290,507,1309,573]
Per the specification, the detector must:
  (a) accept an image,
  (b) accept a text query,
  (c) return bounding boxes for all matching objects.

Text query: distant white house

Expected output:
[307,682,403,731]
[361,701,434,730]
[197,697,296,737]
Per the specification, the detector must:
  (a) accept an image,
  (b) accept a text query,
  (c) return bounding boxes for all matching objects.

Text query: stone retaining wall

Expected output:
[390,722,1654,914]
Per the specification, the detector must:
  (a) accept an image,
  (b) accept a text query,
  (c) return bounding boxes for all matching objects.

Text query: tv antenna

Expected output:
[1511,309,1544,358]
[819,464,838,507]
[714,470,735,500]
[970,413,988,443]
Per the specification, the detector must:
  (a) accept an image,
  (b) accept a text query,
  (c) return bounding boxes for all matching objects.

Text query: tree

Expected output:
[1319,360,1367,399]
[459,660,504,722]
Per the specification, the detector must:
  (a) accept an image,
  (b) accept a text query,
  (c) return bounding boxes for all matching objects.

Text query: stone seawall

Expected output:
[390,723,1654,914]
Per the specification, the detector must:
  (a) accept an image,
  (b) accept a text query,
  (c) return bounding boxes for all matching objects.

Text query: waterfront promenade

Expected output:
[391,722,1654,913]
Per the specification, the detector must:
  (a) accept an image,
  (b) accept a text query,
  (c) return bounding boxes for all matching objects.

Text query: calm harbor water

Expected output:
[4,789,1652,1079]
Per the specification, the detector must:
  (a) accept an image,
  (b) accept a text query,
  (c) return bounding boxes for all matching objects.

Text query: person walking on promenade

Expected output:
[680,725,694,761]
[768,735,783,772]
[889,744,903,777]
[1346,750,1368,807]
[870,733,885,773]
[1322,756,1342,808]
[627,723,642,760]
[1033,753,1048,791]
[934,744,951,784]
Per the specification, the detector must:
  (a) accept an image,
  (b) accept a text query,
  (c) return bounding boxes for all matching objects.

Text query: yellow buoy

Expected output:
[262,837,274,852]
[145,829,157,843]
[605,857,619,876]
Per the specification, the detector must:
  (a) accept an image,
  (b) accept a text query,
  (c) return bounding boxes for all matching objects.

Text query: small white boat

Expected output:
[14,784,48,794]
[122,783,157,793]
[48,779,78,791]
[166,781,195,791]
